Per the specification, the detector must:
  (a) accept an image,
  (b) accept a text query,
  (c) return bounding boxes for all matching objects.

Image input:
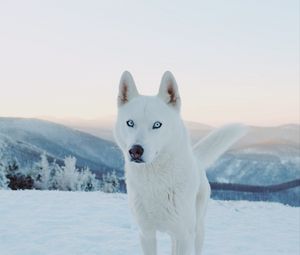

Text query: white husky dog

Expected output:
[114,71,246,255]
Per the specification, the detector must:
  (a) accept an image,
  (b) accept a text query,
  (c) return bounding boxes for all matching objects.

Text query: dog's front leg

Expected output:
[139,230,157,255]
[172,232,193,255]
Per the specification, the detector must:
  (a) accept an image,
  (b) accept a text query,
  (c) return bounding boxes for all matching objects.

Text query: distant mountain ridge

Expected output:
[0,117,299,186]
[42,116,299,145]
[40,116,214,142]
[55,117,299,185]
[0,117,123,177]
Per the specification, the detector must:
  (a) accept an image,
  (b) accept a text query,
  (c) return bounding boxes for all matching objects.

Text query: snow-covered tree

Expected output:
[49,160,62,190]
[77,166,99,191]
[5,159,33,190]
[31,153,51,190]
[100,171,120,193]
[28,154,100,191]
[51,156,100,191]
[58,156,79,191]
[0,162,8,189]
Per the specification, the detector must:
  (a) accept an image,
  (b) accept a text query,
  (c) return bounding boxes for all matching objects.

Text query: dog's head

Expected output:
[114,71,183,165]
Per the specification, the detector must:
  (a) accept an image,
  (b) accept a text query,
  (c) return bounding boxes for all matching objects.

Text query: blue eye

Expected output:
[153,121,162,129]
[126,120,134,127]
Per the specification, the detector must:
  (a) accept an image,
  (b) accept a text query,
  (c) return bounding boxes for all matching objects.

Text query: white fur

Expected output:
[114,71,247,255]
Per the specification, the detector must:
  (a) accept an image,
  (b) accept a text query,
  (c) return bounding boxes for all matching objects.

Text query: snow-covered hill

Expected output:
[202,124,300,186]
[0,190,298,255]
[0,118,123,176]
[206,147,300,186]
[46,116,299,145]
[0,117,299,187]
[41,116,300,185]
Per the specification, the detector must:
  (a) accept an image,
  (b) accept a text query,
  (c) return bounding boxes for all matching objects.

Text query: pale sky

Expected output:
[0,0,299,126]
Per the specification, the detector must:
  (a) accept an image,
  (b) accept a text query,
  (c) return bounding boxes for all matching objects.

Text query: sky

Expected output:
[0,0,299,126]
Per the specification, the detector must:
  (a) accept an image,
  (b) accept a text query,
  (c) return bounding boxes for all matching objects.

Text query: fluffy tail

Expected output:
[193,124,248,170]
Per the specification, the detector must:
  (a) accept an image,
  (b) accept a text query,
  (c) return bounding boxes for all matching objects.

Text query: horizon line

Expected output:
[0,115,299,129]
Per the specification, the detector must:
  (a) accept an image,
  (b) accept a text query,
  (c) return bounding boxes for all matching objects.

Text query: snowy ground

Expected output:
[0,191,299,255]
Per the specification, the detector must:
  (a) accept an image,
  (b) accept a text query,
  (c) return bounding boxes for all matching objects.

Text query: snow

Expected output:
[0,191,299,255]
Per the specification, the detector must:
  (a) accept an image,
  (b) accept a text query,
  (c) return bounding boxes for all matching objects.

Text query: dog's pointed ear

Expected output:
[158,71,181,111]
[118,71,139,107]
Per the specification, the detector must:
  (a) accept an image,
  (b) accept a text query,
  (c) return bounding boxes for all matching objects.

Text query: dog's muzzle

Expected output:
[129,144,144,163]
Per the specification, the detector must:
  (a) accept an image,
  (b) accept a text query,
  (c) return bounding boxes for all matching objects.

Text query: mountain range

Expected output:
[0,117,299,185]
[0,117,123,177]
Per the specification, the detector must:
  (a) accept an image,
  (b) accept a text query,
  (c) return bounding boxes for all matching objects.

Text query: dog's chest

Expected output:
[142,182,177,217]
[126,167,185,230]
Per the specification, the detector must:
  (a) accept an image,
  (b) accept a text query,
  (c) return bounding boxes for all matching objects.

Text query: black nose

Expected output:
[129,145,144,162]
